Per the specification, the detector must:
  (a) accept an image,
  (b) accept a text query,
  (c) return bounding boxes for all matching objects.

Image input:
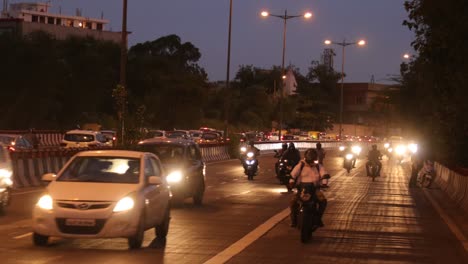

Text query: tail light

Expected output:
[112,136,116,141]
[7,146,15,152]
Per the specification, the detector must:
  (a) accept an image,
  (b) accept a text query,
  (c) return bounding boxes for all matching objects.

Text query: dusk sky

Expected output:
[43,0,414,84]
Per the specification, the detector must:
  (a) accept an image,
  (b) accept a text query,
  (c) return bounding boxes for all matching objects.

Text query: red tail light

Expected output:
[7,146,15,152]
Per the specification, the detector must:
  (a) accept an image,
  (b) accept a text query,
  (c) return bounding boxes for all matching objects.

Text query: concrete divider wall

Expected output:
[434,162,468,213]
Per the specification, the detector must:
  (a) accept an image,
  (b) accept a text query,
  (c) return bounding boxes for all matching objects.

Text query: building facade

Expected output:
[0,2,121,43]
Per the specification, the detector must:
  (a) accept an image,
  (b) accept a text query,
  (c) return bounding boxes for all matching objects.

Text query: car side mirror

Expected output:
[148,176,162,185]
[42,173,56,182]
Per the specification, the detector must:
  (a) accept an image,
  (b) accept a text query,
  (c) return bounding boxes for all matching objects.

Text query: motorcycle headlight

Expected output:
[240,147,247,152]
[246,160,256,165]
[113,196,135,212]
[247,152,254,158]
[388,148,393,153]
[37,194,53,210]
[167,171,183,183]
[384,143,390,149]
[339,146,345,151]
[345,154,354,160]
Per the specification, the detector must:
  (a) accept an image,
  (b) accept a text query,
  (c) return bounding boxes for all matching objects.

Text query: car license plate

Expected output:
[65,218,96,227]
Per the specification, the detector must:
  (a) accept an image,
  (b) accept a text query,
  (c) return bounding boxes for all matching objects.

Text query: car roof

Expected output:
[66,130,101,135]
[74,150,149,159]
[138,137,194,146]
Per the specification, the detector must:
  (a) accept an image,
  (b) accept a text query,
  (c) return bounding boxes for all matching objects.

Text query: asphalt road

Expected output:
[0,151,467,264]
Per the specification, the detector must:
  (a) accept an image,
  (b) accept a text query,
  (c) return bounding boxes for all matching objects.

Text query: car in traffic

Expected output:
[0,134,34,151]
[137,137,205,205]
[100,130,117,147]
[165,130,192,140]
[199,131,220,143]
[60,130,109,148]
[32,150,171,249]
[0,143,13,213]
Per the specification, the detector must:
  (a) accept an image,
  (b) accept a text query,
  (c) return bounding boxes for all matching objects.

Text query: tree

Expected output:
[402,0,468,166]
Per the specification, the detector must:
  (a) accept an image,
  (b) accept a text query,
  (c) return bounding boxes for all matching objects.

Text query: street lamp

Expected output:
[223,0,233,142]
[324,38,366,141]
[261,9,312,141]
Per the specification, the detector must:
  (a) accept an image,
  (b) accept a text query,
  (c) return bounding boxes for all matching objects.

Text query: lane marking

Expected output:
[422,189,468,251]
[13,232,32,239]
[204,208,289,264]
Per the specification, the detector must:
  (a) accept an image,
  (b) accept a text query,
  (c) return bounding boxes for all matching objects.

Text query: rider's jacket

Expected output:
[290,160,327,186]
[368,149,382,162]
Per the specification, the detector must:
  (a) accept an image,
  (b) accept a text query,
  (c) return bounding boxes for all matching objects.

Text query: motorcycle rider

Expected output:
[282,142,301,168]
[342,142,357,168]
[366,144,382,176]
[288,149,330,228]
[316,142,328,187]
[274,143,288,175]
[241,141,260,173]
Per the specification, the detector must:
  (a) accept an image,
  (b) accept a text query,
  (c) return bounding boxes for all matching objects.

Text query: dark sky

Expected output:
[42,0,414,84]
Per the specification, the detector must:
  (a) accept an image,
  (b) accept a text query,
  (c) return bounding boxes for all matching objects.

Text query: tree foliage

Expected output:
[402,0,468,166]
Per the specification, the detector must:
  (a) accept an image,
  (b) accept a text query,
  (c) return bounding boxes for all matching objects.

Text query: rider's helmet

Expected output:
[282,143,288,150]
[316,142,322,149]
[372,144,377,150]
[304,148,318,165]
[289,142,296,149]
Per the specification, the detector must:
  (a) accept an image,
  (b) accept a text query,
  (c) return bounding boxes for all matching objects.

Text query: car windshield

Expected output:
[138,144,184,163]
[64,133,95,142]
[57,156,140,184]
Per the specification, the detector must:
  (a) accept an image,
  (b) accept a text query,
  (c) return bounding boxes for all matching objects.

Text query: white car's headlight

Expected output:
[408,143,418,154]
[351,146,362,155]
[345,154,354,160]
[37,194,53,210]
[167,171,183,183]
[0,169,12,178]
[113,197,135,212]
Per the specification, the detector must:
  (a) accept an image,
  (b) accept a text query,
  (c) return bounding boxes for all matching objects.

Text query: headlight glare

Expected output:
[113,197,135,212]
[37,194,53,210]
[345,154,354,160]
[167,171,183,183]
[0,169,12,178]
[247,152,254,158]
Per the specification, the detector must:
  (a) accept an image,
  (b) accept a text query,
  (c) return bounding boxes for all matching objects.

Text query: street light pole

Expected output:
[261,10,312,141]
[118,0,128,145]
[324,39,366,141]
[224,0,233,142]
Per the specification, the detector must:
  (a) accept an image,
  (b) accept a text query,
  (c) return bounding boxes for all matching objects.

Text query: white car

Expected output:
[60,130,109,148]
[32,150,171,249]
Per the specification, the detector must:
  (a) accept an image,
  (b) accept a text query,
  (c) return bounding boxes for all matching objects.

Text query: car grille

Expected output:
[57,202,112,210]
[56,218,107,234]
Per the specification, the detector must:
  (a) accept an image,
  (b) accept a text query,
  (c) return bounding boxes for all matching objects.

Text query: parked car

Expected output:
[32,150,171,249]
[0,143,13,213]
[0,134,34,151]
[60,130,109,148]
[137,138,205,205]
[165,130,191,140]
[199,132,220,143]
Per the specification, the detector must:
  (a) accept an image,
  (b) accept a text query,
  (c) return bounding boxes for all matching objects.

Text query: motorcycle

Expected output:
[343,153,355,173]
[368,160,379,181]
[242,151,258,181]
[275,156,293,192]
[417,160,434,188]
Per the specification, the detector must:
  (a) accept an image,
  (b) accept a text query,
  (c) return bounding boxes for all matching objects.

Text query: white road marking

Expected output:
[13,232,32,239]
[204,208,289,264]
[422,189,468,251]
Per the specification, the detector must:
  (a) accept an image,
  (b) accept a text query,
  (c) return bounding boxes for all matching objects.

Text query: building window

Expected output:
[32,15,38,22]
[47,17,54,24]
[39,16,45,23]
[56,18,61,25]
[96,23,103,31]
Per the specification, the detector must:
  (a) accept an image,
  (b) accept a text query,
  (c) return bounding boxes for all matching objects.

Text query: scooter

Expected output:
[242,151,258,181]
[368,161,379,181]
[343,153,355,173]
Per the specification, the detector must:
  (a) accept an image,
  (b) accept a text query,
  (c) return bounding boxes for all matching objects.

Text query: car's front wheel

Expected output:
[128,212,145,249]
[32,232,49,246]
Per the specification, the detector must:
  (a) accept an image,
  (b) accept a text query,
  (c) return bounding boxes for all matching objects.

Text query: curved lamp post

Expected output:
[324,39,366,141]
[261,10,312,141]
